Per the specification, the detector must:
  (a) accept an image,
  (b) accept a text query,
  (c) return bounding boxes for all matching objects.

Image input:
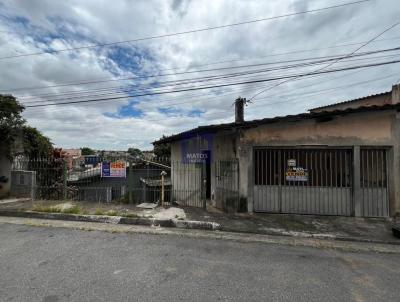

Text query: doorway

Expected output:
[201,150,211,199]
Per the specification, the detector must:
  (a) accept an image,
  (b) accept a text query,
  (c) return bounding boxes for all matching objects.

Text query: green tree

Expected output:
[153,135,171,158]
[127,147,143,158]
[22,126,53,159]
[0,94,53,158]
[81,147,95,156]
[0,95,25,158]
[1,95,55,199]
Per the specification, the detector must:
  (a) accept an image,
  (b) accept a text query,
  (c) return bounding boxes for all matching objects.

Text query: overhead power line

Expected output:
[20,57,400,108]
[19,50,400,105]
[24,59,400,108]
[250,19,400,100]
[22,61,395,118]
[252,72,398,106]
[27,67,365,114]
[25,72,399,124]
[8,45,399,97]
[0,0,370,61]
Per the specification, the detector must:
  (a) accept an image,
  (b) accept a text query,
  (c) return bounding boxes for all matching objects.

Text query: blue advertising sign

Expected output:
[101,161,111,177]
[181,133,213,164]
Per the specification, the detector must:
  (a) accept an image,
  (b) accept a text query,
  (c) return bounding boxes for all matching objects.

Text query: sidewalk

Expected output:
[0,198,397,244]
[2,215,400,255]
[185,206,397,244]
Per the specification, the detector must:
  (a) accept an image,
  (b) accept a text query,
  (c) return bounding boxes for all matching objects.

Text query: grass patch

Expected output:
[121,212,138,218]
[94,209,138,217]
[62,206,82,215]
[32,204,58,213]
[105,210,118,216]
[32,204,82,215]
[94,208,106,216]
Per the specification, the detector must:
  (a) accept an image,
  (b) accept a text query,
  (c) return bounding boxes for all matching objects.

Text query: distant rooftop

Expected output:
[309,91,391,112]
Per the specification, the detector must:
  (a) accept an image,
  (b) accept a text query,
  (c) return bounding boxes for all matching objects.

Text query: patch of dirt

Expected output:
[4,199,190,220]
[51,202,75,211]
[153,207,186,220]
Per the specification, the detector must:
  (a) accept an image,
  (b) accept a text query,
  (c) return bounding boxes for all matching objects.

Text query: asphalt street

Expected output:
[0,222,399,302]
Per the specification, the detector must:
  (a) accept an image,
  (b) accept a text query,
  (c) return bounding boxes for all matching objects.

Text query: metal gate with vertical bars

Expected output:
[215,160,239,212]
[253,148,353,216]
[360,148,389,217]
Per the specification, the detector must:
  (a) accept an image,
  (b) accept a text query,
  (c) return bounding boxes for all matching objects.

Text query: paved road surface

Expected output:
[0,223,399,302]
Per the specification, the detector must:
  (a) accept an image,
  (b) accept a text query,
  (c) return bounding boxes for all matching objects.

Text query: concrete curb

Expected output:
[218,226,400,246]
[0,210,221,231]
[0,210,398,245]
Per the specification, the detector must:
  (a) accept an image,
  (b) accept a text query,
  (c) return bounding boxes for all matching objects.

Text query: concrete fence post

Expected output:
[161,170,167,207]
[202,161,207,210]
[63,159,68,200]
[128,161,133,204]
[353,146,362,217]
[245,146,254,213]
[142,181,146,203]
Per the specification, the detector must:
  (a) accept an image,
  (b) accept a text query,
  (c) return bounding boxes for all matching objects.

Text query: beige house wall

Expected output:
[242,110,395,146]
[239,110,399,216]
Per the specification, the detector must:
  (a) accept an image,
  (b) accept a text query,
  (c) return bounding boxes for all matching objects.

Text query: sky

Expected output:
[0,0,399,150]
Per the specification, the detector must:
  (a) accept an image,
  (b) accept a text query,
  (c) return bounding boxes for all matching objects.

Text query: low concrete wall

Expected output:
[10,170,36,199]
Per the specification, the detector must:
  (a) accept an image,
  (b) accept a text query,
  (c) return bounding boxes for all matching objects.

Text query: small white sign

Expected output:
[288,159,296,167]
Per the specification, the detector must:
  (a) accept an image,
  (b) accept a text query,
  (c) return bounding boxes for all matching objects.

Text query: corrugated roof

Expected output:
[309,91,391,111]
[153,103,400,144]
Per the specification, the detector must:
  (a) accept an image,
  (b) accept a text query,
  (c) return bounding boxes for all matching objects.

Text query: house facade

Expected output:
[154,84,400,218]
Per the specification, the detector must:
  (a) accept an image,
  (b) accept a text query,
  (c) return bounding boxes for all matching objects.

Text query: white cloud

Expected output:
[0,0,399,150]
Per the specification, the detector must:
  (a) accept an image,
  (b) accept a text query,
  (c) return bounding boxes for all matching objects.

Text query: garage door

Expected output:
[253,148,353,216]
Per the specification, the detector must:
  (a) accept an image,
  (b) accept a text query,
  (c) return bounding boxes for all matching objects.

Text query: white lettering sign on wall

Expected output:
[185,152,208,163]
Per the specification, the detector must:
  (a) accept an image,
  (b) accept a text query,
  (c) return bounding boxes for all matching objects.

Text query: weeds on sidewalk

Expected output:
[32,204,83,215]
[121,212,139,218]
[94,208,138,218]
[31,202,140,218]
[105,210,118,216]
[94,208,106,215]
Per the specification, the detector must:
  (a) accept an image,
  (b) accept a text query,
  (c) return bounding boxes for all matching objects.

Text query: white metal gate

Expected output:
[253,148,353,216]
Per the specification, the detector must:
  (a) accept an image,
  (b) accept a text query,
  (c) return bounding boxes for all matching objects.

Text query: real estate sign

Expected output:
[285,165,308,182]
[101,160,126,178]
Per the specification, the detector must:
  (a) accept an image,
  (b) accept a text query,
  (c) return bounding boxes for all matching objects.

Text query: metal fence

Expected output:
[11,156,172,203]
[215,160,239,212]
[10,156,242,210]
[12,157,66,200]
[10,157,207,207]
[171,161,203,207]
